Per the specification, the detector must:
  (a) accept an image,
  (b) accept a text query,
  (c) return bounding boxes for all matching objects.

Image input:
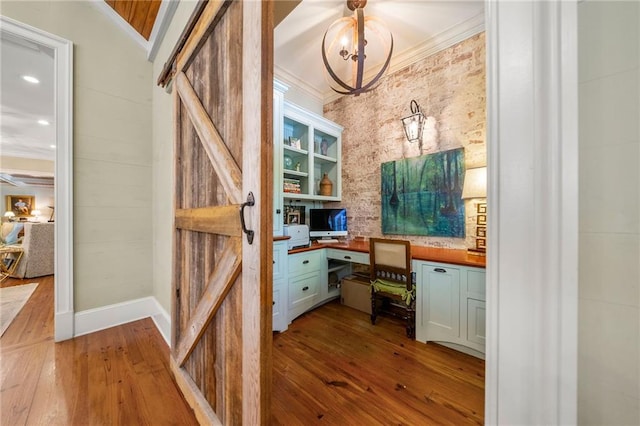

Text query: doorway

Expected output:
[0,16,73,341]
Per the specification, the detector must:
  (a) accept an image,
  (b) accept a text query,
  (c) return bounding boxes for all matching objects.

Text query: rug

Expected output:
[0,282,38,337]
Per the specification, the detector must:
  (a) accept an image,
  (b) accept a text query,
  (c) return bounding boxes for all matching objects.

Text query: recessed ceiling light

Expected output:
[22,75,39,84]
[50,145,56,149]
[38,120,50,126]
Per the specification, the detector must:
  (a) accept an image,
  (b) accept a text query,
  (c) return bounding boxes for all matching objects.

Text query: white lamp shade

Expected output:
[461,167,487,199]
[4,211,15,218]
[31,210,41,216]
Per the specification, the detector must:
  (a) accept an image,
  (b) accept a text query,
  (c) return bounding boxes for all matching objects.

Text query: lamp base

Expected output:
[467,248,486,256]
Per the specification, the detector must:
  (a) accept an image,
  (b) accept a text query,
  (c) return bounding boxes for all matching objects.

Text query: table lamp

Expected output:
[462,167,487,255]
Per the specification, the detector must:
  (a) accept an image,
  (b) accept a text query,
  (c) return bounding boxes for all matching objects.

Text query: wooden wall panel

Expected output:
[105,0,161,40]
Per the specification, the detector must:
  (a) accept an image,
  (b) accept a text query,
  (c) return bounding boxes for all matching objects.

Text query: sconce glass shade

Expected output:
[461,167,487,199]
[401,99,425,146]
[322,0,393,96]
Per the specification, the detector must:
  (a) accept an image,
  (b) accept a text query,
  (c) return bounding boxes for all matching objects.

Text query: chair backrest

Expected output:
[369,238,412,290]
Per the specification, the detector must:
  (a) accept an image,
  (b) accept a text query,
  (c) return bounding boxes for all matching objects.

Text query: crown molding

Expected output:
[90,0,178,62]
[274,65,324,107]
[323,11,485,104]
[90,0,148,51]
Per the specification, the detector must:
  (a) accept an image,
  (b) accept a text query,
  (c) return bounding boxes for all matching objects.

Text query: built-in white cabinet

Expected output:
[278,101,343,201]
[273,240,288,332]
[415,260,486,357]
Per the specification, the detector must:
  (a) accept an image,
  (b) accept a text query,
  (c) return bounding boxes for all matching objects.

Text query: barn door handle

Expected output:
[240,192,255,244]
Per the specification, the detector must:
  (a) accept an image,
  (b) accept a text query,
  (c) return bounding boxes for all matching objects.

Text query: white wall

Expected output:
[1,1,154,311]
[578,1,640,424]
[150,1,199,313]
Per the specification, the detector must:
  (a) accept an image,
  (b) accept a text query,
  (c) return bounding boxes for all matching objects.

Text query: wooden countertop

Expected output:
[288,240,486,268]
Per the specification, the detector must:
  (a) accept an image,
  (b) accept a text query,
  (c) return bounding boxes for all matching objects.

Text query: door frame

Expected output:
[485,0,578,423]
[0,16,74,341]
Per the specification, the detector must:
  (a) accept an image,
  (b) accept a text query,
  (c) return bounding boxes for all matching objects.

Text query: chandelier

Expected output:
[321,0,393,96]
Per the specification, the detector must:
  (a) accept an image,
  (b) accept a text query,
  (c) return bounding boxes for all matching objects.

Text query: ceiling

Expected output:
[0,0,484,172]
[275,0,484,103]
[0,31,55,163]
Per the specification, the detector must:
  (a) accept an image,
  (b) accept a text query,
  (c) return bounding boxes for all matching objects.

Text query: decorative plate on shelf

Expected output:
[283,154,293,170]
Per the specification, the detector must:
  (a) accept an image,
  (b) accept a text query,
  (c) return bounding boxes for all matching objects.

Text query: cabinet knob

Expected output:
[276,209,281,214]
[302,260,309,265]
[434,268,447,273]
[302,286,309,291]
[272,301,275,306]
[344,255,351,260]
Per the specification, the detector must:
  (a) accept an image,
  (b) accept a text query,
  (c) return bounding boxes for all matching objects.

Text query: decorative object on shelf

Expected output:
[284,205,306,224]
[321,0,393,96]
[30,210,41,221]
[401,100,426,151]
[283,154,293,170]
[461,166,487,255]
[319,173,333,196]
[3,211,15,222]
[295,162,301,172]
[381,148,465,237]
[6,195,35,218]
[320,138,329,156]
[47,206,55,222]
[288,137,301,149]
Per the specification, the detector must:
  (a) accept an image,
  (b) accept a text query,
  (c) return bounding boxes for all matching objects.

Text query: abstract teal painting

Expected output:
[381,148,465,237]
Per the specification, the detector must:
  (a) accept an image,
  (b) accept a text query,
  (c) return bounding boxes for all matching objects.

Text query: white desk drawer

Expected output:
[288,250,322,275]
[325,249,369,265]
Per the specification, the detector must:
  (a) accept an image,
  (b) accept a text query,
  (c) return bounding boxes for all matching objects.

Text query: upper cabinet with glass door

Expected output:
[281,102,343,201]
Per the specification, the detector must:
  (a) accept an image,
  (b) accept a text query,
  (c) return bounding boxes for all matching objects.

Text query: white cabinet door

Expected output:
[417,262,461,343]
[272,279,287,332]
[272,240,288,331]
[467,298,486,346]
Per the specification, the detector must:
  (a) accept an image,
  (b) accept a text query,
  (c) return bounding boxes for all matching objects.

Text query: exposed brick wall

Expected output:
[323,33,486,249]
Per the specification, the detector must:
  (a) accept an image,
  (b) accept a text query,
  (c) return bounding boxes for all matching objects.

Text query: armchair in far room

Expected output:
[11,222,54,279]
[369,238,416,338]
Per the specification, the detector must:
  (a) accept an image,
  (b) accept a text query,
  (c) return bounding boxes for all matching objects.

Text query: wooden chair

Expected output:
[369,238,415,338]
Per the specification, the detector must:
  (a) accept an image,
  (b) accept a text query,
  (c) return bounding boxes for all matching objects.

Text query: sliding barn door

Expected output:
[157,1,273,424]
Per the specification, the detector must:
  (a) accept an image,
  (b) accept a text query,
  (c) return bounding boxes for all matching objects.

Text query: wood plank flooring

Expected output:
[0,276,198,425]
[1,277,484,425]
[271,301,485,425]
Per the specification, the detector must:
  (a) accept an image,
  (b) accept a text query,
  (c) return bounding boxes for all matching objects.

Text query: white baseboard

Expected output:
[74,296,162,338]
[55,310,74,342]
[150,299,171,346]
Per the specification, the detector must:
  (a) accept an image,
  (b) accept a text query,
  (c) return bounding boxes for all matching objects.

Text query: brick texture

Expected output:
[323,33,486,249]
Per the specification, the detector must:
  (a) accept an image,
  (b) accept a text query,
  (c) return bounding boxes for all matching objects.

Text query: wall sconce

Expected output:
[462,166,487,255]
[401,100,426,151]
[4,211,15,222]
[321,0,393,96]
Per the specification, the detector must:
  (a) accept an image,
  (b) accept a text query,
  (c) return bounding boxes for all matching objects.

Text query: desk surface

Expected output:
[288,240,486,268]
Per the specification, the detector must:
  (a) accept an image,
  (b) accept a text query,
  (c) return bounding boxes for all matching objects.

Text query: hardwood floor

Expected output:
[272,301,485,425]
[0,276,198,425]
[1,277,484,425]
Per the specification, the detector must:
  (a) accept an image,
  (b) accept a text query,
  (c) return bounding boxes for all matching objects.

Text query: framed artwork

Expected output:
[6,195,35,217]
[284,205,305,224]
[381,148,465,237]
[287,212,300,224]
